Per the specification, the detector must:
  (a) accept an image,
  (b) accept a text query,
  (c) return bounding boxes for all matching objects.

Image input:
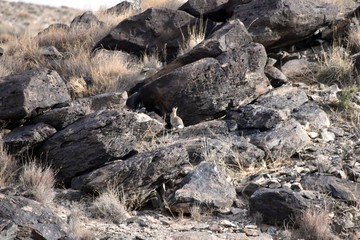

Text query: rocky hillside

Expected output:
[0,0,360,239]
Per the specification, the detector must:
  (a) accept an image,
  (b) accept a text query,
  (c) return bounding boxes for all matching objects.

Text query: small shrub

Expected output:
[338,85,358,110]
[20,160,55,204]
[297,208,337,240]
[90,185,130,224]
[316,46,355,87]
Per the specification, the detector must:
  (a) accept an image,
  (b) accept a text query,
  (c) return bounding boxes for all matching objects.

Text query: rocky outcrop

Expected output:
[170,162,236,213]
[38,109,164,182]
[92,8,217,62]
[70,11,104,28]
[0,194,71,239]
[0,68,71,122]
[71,144,190,194]
[179,0,228,21]
[3,123,56,156]
[229,0,338,49]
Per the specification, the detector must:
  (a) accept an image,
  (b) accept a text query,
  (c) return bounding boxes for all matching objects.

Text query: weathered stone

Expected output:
[0,194,71,239]
[229,0,338,49]
[106,1,133,15]
[226,105,283,130]
[71,144,189,194]
[0,68,71,121]
[38,46,62,58]
[301,174,358,205]
[264,65,288,88]
[93,8,216,62]
[31,92,128,130]
[38,109,164,182]
[179,0,228,21]
[70,11,104,28]
[139,42,269,125]
[249,188,308,225]
[247,119,310,158]
[170,162,236,213]
[255,86,308,118]
[291,102,330,131]
[3,123,56,156]
[281,59,319,83]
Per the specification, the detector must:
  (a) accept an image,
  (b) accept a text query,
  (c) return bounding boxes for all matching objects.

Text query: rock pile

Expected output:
[0,0,360,239]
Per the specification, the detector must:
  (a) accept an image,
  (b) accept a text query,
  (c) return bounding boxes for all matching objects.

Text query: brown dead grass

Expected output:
[20,160,55,205]
[69,207,96,240]
[178,19,206,56]
[297,208,338,240]
[0,139,17,188]
[90,185,130,224]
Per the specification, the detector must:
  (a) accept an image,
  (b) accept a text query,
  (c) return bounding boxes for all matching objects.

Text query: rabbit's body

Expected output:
[170,107,184,130]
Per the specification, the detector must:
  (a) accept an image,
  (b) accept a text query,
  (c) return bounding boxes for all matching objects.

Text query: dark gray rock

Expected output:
[31,92,128,130]
[249,188,308,225]
[139,42,270,125]
[70,11,105,28]
[0,194,71,239]
[301,174,358,205]
[0,47,3,57]
[226,105,283,130]
[71,144,189,195]
[247,119,310,158]
[291,102,330,131]
[106,1,133,15]
[3,123,56,156]
[229,0,338,49]
[255,86,308,118]
[170,162,236,213]
[93,8,216,62]
[281,59,319,82]
[0,68,71,121]
[179,0,229,21]
[38,109,164,182]
[264,65,288,88]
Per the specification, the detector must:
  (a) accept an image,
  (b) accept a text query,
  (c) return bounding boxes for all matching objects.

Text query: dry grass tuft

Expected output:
[297,208,337,240]
[90,185,130,224]
[179,19,206,56]
[69,207,96,240]
[348,21,360,52]
[189,203,202,221]
[20,160,55,204]
[316,46,355,87]
[0,139,17,188]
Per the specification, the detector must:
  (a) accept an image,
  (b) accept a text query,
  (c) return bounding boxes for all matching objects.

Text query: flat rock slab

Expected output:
[38,109,164,182]
[249,188,308,225]
[170,162,236,213]
[0,68,70,121]
[0,194,71,239]
[71,144,190,195]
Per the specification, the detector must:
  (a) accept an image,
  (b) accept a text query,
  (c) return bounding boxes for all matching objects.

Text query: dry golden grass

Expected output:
[189,203,202,221]
[90,185,130,224]
[20,160,55,205]
[178,19,206,56]
[348,21,360,52]
[0,140,17,188]
[316,46,355,87]
[297,208,338,240]
[68,207,96,240]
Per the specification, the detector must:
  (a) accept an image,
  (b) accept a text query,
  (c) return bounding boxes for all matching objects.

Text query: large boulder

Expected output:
[0,68,71,121]
[249,188,309,225]
[139,42,270,125]
[0,194,71,239]
[38,109,164,182]
[31,92,128,130]
[92,8,217,62]
[3,123,56,156]
[169,162,236,213]
[179,0,229,21]
[228,0,338,49]
[71,144,190,195]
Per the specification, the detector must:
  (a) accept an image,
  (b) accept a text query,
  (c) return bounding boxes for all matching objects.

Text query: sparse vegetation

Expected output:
[0,139,17,188]
[316,46,355,87]
[134,0,186,11]
[20,160,55,204]
[297,208,337,240]
[90,185,130,224]
[338,85,358,110]
[69,207,96,240]
[179,19,206,56]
